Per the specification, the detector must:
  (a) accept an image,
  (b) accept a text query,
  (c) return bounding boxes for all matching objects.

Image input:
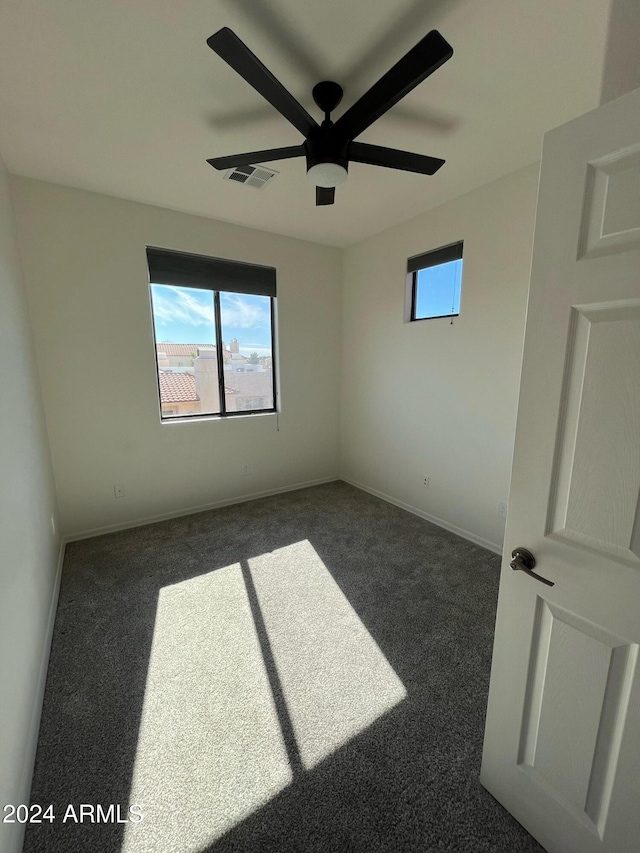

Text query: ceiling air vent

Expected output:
[223,164,278,189]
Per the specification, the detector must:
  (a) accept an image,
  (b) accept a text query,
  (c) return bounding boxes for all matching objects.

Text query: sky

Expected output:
[415,258,462,319]
[150,284,273,357]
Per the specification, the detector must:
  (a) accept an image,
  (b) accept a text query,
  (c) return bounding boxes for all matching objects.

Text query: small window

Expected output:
[407,241,463,321]
[146,247,277,421]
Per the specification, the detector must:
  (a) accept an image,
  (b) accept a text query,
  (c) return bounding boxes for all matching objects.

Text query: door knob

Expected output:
[510,548,554,587]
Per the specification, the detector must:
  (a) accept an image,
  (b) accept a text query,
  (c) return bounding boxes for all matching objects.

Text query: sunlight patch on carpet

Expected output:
[122,562,292,853]
[248,539,407,769]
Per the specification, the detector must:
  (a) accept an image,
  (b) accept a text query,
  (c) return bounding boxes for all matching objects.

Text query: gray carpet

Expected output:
[23,481,544,853]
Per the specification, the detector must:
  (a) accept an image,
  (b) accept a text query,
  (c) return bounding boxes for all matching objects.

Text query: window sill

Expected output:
[160,410,277,425]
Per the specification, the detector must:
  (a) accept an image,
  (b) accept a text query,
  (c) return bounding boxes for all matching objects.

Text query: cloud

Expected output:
[220,293,269,329]
[152,286,214,328]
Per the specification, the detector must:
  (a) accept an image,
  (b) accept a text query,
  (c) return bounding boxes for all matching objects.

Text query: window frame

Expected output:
[146,247,277,422]
[407,240,464,323]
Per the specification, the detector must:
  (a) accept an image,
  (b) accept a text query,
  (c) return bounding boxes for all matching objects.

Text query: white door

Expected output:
[481,86,640,853]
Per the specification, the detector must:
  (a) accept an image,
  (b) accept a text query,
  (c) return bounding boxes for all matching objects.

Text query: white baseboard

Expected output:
[342,477,503,555]
[66,476,340,543]
[8,538,66,853]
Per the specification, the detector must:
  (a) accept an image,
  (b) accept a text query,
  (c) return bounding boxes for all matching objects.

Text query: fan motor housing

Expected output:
[304,125,349,175]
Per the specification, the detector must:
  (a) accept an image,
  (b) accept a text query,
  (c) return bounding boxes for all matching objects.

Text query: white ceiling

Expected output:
[0,0,612,247]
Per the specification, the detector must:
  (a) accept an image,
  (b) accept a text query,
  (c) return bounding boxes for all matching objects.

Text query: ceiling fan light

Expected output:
[307,162,348,188]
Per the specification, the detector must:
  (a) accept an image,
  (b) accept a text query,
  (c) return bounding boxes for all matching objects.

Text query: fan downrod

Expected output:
[312,81,343,118]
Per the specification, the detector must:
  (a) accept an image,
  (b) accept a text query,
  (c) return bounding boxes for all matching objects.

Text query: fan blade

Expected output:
[349,142,444,175]
[316,186,335,206]
[207,145,305,171]
[334,30,453,142]
[207,28,318,137]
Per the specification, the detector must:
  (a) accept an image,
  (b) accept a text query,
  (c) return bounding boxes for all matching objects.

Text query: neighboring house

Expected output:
[226,337,251,372]
[156,343,272,415]
[225,370,273,411]
[156,341,245,368]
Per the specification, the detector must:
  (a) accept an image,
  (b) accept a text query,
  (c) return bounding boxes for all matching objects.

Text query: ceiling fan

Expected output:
[206,27,453,205]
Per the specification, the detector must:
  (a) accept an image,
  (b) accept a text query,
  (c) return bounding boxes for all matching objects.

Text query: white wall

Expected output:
[600,0,640,104]
[11,177,343,538]
[339,163,540,551]
[0,160,61,853]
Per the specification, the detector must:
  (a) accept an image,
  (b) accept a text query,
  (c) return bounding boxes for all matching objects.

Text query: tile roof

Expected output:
[156,343,214,357]
[156,343,238,359]
[158,371,198,403]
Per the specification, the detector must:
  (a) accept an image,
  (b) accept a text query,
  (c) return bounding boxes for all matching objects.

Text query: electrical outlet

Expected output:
[498,502,508,519]
[114,484,125,499]
[241,464,250,476]
[423,476,429,489]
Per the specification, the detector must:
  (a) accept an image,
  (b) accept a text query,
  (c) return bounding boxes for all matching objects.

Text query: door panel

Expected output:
[481,86,640,853]
[549,303,640,563]
[518,598,638,837]
[580,145,640,258]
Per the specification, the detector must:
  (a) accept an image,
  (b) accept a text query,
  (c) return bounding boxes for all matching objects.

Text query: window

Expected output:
[407,241,463,321]
[146,247,276,421]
